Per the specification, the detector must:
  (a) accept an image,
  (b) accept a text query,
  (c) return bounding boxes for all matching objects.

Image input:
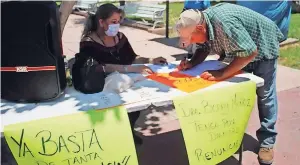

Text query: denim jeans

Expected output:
[243,59,278,148]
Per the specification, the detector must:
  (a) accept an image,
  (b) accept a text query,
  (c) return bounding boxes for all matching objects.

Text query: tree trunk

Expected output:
[59,1,77,34]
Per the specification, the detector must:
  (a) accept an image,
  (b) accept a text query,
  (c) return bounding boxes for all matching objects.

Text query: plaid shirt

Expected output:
[203,3,284,62]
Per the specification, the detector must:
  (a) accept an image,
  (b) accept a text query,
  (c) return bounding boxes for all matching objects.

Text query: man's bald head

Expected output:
[175,9,208,47]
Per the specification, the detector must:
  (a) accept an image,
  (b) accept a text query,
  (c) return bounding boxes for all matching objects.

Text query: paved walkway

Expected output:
[63,15,300,165]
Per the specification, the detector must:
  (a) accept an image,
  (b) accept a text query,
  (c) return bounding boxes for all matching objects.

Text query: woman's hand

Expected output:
[132,65,154,74]
[151,57,167,65]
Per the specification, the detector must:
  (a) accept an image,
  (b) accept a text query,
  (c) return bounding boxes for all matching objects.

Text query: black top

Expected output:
[72,33,137,89]
[75,32,137,66]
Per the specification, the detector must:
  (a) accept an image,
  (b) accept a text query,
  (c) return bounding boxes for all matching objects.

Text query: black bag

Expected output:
[1,1,66,102]
[72,55,106,94]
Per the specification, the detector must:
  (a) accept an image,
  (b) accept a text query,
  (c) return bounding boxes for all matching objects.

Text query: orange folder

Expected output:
[147,70,243,93]
[147,72,217,93]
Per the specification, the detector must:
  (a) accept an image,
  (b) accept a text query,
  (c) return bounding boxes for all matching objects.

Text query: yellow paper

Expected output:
[147,73,216,93]
[173,77,217,93]
[173,81,256,165]
[4,106,139,165]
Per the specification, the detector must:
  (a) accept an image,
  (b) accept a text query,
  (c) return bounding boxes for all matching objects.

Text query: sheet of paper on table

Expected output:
[146,63,177,73]
[147,72,218,93]
[182,60,227,76]
[146,60,227,76]
[0,74,185,132]
[146,60,227,93]
[119,75,185,103]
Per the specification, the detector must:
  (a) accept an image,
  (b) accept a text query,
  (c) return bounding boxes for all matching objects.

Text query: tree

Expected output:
[59,1,77,34]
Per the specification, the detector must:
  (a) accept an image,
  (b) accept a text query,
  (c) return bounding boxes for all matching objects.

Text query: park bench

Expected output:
[73,0,98,13]
[124,2,166,29]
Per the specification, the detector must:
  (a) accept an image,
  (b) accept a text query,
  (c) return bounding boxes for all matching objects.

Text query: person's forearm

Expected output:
[133,55,150,64]
[96,64,136,73]
[222,51,258,78]
[190,51,209,67]
[188,43,210,66]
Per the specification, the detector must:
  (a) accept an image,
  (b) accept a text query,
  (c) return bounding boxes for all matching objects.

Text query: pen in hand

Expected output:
[178,57,187,71]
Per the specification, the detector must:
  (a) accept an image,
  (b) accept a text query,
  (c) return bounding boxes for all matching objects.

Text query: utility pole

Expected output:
[165,0,169,38]
[59,1,77,34]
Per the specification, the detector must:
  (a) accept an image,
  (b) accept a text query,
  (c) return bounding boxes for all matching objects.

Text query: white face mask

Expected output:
[105,24,120,36]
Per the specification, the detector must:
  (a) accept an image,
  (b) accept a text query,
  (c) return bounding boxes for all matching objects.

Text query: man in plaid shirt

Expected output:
[175,3,285,164]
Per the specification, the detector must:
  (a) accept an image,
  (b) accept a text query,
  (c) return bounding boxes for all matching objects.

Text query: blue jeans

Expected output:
[243,59,278,148]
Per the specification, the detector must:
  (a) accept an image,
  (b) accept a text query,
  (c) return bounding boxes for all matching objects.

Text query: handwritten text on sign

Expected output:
[173,81,256,165]
[4,107,138,165]
[147,72,216,93]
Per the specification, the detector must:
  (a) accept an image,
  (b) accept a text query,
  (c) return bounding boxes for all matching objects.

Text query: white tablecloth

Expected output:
[0,60,264,133]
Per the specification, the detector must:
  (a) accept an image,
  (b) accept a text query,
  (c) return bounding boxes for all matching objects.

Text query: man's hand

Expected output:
[202,50,258,81]
[200,69,225,81]
[176,58,193,71]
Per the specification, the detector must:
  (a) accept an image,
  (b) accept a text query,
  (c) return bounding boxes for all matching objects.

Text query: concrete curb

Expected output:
[71,11,88,18]
[279,38,299,47]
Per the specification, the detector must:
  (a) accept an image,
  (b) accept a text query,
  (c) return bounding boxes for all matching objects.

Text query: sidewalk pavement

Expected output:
[63,14,300,165]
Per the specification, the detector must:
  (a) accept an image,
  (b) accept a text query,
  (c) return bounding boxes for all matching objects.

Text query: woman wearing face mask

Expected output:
[79,3,167,72]
[73,3,167,144]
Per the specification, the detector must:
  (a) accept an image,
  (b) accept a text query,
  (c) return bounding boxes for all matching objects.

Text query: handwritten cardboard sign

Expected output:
[147,72,216,93]
[4,106,139,165]
[173,81,256,165]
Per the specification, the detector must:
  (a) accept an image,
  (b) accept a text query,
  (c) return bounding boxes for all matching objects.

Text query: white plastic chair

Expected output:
[73,0,98,13]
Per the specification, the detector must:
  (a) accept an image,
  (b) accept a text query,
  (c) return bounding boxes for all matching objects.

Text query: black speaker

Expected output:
[1,1,67,102]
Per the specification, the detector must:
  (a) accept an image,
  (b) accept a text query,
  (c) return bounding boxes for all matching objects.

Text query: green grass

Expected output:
[288,14,300,39]
[279,44,300,69]
[55,1,61,6]
[282,14,300,70]
[164,2,184,28]
[280,14,300,69]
